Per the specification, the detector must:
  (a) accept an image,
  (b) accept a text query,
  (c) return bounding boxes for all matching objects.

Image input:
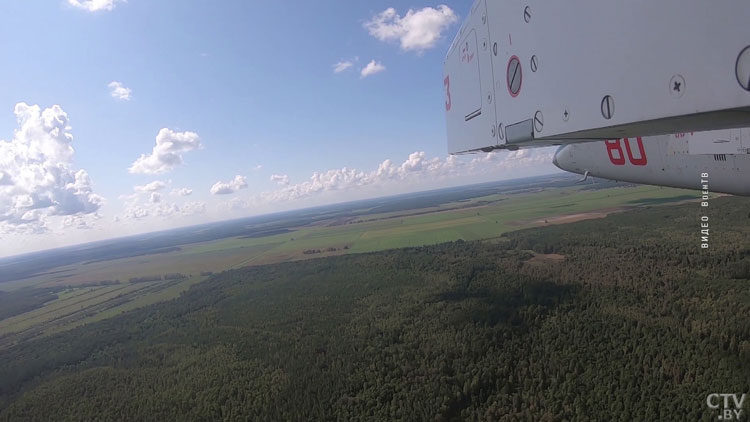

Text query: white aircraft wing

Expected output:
[445,0,750,153]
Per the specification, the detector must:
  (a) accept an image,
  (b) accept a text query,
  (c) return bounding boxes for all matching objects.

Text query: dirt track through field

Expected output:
[527,207,632,226]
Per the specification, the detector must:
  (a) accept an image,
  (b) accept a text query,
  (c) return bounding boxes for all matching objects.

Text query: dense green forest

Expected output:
[1,197,748,421]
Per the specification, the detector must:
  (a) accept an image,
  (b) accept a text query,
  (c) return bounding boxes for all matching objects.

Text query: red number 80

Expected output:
[606,137,647,166]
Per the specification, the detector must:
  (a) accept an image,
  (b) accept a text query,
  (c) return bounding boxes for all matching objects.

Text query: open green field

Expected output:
[0,275,207,349]
[0,182,696,348]
[173,184,694,258]
[4,184,694,292]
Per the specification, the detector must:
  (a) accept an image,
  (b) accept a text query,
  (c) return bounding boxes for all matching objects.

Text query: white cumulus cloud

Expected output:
[0,103,104,234]
[108,81,132,101]
[122,200,205,220]
[333,60,354,73]
[120,182,204,221]
[62,214,99,230]
[255,148,555,205]
[129,128,202,175]
[172,187,193,196]
[361,60,386,78]
[134,180,167,193]
[210,175,248,195]
[67,0,125,12]
[270,174,289,185]
[364,5,458,52]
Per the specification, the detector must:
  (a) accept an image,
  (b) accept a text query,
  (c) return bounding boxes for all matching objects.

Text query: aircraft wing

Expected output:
[445,0,750,154]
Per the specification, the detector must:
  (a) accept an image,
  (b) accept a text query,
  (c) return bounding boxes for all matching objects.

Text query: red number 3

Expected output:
[444,75,451,111]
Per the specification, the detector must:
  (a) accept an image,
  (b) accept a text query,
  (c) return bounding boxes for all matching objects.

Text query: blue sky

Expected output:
[0,0,558,256]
